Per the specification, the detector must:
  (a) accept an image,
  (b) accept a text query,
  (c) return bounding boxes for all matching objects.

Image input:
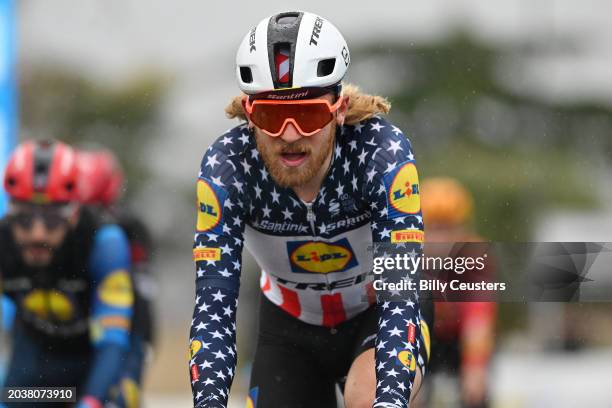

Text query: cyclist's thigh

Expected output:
[249,340,336,408]
[248,296,337,408]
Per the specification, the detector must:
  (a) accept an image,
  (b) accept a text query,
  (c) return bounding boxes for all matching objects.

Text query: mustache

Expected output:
[277,142,311,155]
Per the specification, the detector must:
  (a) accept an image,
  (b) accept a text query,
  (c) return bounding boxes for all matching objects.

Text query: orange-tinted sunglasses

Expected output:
[243,96,344,137]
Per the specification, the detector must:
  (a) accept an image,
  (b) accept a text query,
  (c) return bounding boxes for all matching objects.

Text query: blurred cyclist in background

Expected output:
[0,140,134,408]
[76,147,157,408]
[420,177,496,408]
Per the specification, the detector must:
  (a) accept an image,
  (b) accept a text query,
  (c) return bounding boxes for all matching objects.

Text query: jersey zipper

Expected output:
[303,199,336,327]
[305,202,317,236]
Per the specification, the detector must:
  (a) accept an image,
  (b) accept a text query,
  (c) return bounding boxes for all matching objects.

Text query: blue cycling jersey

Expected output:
[0,215,133,402]
[190,116,425,408]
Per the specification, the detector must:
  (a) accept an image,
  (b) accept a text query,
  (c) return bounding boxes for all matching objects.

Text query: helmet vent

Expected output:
[317,58,336,77]
[276,13,299,25]
[240,67,253,83]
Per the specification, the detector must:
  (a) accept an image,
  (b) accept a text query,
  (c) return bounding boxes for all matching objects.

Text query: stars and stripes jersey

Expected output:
[190,116,425,408]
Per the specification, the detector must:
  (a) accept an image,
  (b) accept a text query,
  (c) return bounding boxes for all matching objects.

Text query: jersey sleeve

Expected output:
[360,119,426,408]
[1,294,16,332]
[83,224,134,401]
[189,139,248,408]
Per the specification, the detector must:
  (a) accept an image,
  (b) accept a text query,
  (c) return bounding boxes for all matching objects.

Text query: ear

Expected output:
[241,96,255,129]
[336,95,350,126]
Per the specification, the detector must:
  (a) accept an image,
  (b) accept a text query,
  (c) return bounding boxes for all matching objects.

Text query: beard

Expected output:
[255,125,336,188]
[18,241,57,267]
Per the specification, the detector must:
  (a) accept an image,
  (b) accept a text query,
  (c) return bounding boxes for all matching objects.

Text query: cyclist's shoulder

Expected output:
[342,116,415,169]
[91,223,129,254]
[199,123,253,180]
[343,116,413,148]
[206,123,253,159]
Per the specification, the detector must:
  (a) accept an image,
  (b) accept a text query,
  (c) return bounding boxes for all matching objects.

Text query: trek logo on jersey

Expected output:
[196,178,225,233]
[391,229,424,243]
[407,322,416,343]
[287,238,358,274]
[193,247,221,262]
[397,350,417,372]
[385,161,421,216]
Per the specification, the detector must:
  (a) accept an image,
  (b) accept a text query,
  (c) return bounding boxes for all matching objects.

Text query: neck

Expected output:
[291,146,334,203]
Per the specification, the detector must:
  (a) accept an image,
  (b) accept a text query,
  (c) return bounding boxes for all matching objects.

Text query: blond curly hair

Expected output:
[224,83,391,125]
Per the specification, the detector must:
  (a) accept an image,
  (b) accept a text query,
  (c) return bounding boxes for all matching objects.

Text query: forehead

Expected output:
[9,200,69,213]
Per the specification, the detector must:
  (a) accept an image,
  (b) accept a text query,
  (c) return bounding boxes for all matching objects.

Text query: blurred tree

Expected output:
[354,34,610,240]
[19,68,167,201]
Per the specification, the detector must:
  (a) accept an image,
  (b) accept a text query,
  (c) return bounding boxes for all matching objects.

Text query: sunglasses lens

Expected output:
[250,102,334,135]
[42,214,66,230]
[9,204,70,231]
[11,213,34,229]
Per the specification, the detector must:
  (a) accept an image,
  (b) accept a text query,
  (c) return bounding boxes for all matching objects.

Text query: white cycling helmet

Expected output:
[236,11,350,95]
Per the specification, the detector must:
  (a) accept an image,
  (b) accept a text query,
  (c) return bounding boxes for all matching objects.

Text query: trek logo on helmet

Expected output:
[309,16,324,46]
[249,27,257,52]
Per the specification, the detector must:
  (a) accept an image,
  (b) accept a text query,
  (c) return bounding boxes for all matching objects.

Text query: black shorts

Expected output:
[248,295,433,408]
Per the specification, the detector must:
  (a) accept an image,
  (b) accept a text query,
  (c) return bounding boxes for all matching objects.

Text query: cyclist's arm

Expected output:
[190,144,247,408]
[79,224,133,408]
[363,122,425,408]
[1,294,16,332]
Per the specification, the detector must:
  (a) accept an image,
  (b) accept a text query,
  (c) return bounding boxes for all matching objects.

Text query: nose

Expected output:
[29,217,50,240]
[279,121,303,144]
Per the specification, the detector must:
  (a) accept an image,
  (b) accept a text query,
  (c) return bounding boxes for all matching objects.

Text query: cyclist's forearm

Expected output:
[82,342,127,401]
[374,297,422,408]
[189,284,238,407]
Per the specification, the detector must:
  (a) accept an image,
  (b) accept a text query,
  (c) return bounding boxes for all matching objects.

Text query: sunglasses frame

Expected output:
[243,96,344,137]
[8,202,76,231]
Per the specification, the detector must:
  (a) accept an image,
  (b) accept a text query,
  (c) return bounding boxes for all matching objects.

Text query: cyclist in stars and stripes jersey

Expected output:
[189,11,433,408]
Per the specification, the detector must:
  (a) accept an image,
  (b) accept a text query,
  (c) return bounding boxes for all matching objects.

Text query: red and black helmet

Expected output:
[76,148,124,207]
[3,140,79,204]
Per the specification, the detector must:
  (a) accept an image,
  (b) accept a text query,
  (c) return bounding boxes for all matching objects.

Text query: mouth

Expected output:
[23,243,51,254]
[280,151,308,167]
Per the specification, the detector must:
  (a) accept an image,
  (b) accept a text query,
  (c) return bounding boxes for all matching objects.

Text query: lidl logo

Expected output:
[190,337,205,358]
[193,247,221,262]
[397,350,417,372]
[196,178,224,232]
[287,238,358,274]
[387,162,421,216]
[391,229,424,243]
[99,270,134,308]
